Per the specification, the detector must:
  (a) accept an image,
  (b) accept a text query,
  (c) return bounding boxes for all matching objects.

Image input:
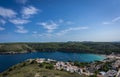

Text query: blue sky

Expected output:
[0,0,120,42]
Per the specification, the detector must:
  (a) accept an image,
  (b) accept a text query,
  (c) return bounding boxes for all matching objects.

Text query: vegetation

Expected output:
[99,61,113,72]
[0,60,85,77]
[74,61,89,67]
[0,42,120,54]
[0,43,33,53]
[38,62,54,69]
[88,74,97,77]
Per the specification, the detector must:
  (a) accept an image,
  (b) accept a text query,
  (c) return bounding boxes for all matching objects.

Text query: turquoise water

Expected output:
[0,51,105,72]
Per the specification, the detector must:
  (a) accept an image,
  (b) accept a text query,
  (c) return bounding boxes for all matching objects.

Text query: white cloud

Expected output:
[0,27,5,31]
[0,19,6,31]
[56,27,88,36]
[37,20,75,33]
[103,16,120,25]
[37,21,59,33]
[36,20,87,37]
[9,18,30,25]
[15,26,28,33]
[0,7,17,18]
[0,19,6,25]
[112,16,120,22]
[32,27,88,38]
[102,22,111,25]
[22,6,39,19]
[16,0,28,4]
[58,19,74,25]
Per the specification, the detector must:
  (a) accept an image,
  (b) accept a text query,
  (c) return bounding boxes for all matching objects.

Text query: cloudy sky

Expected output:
[0,0,120,42]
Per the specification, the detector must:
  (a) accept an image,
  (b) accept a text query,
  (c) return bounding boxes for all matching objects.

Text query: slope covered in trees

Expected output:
[0,42,120,54]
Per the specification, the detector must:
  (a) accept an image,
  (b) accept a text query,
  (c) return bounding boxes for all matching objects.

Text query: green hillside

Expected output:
[0,43,33,53]
[0,42,120,54]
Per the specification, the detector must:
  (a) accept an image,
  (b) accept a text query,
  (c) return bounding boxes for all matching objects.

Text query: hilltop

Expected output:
[0,59,85,77]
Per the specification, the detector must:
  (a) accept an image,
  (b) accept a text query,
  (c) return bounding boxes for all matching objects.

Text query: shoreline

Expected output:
[1,56,120,77]
[0,50,118,55]
[0,51,29,55]
[1,51,120,61]
[1,51,119,60]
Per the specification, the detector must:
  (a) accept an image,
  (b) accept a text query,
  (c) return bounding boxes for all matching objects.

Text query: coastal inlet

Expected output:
[0,51,106,72]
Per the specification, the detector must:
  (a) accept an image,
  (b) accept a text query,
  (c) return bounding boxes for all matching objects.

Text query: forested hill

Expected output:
[0,42,120,54]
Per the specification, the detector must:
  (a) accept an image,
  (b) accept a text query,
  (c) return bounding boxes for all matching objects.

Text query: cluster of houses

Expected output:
[86,55,120,77]
[101,56,120,77]
[54,61,82,74]
[28,55,120,77]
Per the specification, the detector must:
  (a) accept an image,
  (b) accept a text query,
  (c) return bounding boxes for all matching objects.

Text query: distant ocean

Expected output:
[0,51,106,72]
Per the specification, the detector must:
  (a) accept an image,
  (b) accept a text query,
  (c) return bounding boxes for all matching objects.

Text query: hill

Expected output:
[0,42,120,54]
[0,59,85,77]
[0,43,33,54]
